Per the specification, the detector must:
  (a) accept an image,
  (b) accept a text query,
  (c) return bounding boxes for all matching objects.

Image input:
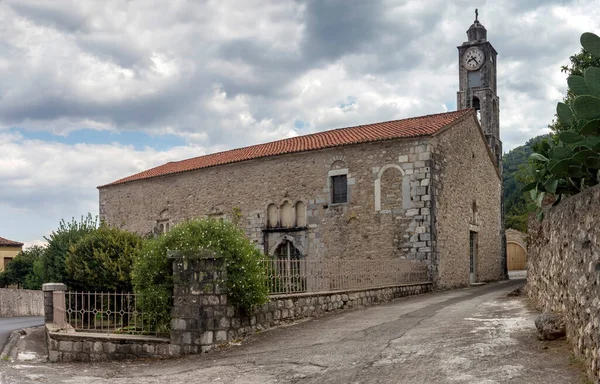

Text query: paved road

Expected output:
[0,317,44,351]
[0,280,586,383]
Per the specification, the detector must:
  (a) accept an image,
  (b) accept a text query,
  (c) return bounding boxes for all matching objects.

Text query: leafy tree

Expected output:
[0,246,45,289]
[65,225,142,292]
[132,219,269,332]
[25,257,45,290]
[40,214,98,286]
[502,134,550,231]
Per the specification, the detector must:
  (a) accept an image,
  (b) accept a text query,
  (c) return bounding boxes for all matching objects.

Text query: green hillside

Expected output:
[502,134,549,232]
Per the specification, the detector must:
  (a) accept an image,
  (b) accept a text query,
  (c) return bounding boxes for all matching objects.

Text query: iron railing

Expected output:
[63,292,156,335]
[262,258,430,295]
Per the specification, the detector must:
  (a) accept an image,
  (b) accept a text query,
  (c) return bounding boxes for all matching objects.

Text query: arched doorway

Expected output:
[507,242,527,270]
[272,240,305,293]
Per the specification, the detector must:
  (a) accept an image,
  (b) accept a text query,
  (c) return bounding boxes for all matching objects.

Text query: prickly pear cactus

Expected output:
[524,32,600,219]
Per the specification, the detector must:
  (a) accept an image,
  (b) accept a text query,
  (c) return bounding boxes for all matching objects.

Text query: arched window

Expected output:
[472,201,478,224]
[295,201,306,227]
[267,204,278,228]
[280,201,294,228]
[495,144,501,166]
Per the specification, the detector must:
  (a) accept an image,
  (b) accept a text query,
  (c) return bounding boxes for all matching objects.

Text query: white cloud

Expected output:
[0,0,599,243]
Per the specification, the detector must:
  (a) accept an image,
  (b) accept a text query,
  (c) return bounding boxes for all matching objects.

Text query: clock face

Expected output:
[463,47,485,71]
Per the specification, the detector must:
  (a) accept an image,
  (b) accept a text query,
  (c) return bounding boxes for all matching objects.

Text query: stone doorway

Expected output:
[469,231,478,283]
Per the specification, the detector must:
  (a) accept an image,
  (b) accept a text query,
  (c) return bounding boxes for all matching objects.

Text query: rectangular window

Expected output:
[331,175,348,204]
[3,257,13,270]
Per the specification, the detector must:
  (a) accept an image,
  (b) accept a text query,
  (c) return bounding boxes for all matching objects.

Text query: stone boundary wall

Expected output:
[170,250,432,355]
[46,325,172,362]
[527,184,600,381]
[0,288,43,317]
[46,283,432,362]
[172,283,432,355]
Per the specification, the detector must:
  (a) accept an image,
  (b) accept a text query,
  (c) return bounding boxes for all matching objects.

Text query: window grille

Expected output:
[331,175,348,204]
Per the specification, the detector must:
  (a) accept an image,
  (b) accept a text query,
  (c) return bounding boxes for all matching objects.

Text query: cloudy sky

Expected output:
[0,0,598,246]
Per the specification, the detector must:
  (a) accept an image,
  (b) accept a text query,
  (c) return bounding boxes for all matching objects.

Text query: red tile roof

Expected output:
[0,237,23,247]
[102,109,473,187]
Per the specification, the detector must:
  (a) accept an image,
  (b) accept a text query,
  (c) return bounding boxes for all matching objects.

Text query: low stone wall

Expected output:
[46,325,172,362]
[527,184,600,381]
[171,260,432,355]
[0,288,43,317]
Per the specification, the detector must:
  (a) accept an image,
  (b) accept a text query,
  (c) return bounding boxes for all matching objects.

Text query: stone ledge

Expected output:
[268,282,432,300]
[47,326,170,344]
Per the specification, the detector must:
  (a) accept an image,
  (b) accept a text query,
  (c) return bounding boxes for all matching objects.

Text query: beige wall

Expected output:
[0,288,43,316]
[506,228,526,248]
[433,116,503,288]
[100,138,432,270]
[0,246,22,272]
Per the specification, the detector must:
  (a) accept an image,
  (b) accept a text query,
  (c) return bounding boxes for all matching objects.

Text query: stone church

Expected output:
[99,16,504,288]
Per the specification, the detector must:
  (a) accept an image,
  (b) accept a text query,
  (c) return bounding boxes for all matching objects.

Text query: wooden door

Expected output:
[507,242,527,270]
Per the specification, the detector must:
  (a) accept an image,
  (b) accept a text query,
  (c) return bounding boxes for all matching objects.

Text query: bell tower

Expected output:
[457,9,501,166]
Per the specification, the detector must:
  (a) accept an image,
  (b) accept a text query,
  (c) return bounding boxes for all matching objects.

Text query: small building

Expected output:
[0,237,24,272]
[506,229,527,271]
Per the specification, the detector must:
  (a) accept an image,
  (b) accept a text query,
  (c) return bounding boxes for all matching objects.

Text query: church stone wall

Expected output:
[432,116,503,288]
[99,138,434,265]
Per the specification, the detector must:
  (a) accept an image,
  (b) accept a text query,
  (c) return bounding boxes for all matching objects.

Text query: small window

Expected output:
[331,175,348,204]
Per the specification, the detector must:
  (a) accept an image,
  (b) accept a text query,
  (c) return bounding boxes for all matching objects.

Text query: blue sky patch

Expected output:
[10,128,187,151]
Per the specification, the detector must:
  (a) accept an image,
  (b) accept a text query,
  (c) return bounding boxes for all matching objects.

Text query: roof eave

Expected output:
[98,133,436,189]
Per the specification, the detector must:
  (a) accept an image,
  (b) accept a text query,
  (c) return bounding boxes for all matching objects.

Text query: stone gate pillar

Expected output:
[168,250,231,355]
[42,283,66,324]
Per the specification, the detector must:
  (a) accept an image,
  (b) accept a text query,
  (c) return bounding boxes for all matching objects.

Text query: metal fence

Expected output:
[262,258,430,295]
[62,292,156,335]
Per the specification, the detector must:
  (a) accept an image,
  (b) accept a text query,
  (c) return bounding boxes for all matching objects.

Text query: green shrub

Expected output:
[132,219,269,332]
[41,214,98,286]
[65,225,142,292]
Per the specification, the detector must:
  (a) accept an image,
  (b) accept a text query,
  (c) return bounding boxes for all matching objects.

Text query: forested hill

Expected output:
[502,134,550,232]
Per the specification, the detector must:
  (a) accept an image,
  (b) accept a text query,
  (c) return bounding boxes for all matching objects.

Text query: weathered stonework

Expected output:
[0,288,43,317]
[99,112,502,287]
[432,116,503,287]
[46,326,172,362]
[169,253,432,354]
[528,184,600,381]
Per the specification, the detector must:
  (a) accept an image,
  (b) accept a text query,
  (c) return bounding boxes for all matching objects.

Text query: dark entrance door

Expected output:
[469,232,478,283]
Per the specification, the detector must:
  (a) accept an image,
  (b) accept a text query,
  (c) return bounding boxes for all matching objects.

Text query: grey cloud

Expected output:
[75,35,150,69]
[301,0,385,60]
[8,1,89,33]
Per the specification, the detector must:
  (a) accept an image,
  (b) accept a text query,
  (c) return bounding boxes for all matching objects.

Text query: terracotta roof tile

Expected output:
[0,237,23,247]
[101,109,473,187]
